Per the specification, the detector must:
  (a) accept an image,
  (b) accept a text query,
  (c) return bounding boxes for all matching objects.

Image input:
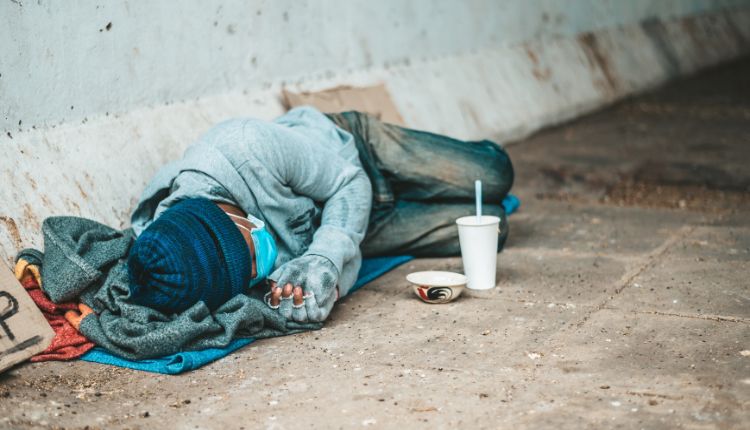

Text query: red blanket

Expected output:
[14,259,95,362]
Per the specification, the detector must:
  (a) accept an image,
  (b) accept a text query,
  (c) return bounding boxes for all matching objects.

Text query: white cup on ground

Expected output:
[456,215,501,290]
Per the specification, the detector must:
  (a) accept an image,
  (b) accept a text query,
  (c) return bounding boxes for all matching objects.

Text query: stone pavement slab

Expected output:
[611,226,750,319]
[507,200,708,257]
[505,309,750,429]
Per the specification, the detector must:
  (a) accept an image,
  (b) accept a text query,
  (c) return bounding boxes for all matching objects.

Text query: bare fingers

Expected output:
[269,281,282,307]
[267,281,304,311]
[282,283,293,298]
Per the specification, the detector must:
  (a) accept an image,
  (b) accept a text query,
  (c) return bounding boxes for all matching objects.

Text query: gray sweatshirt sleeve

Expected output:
[302,167,372,273]
[264,128,373,277]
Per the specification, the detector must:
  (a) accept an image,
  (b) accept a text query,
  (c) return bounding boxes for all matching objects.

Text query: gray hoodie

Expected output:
[130,107,372,297]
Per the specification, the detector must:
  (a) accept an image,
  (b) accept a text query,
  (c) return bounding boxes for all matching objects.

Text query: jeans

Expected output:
[326,112,514,258]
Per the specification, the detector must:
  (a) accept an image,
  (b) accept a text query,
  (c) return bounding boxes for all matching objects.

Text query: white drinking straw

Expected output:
[475,180,482,223]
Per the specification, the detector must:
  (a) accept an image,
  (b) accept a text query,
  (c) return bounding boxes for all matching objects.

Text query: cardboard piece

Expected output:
[282,84,406,126]
[0,264,54,372]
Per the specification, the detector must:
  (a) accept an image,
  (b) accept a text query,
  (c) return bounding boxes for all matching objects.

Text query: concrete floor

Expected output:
[1,60,749,430]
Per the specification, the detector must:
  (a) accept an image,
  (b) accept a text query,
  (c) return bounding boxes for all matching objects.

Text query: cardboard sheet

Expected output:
[0,264,54,372]
[282,83,405,126]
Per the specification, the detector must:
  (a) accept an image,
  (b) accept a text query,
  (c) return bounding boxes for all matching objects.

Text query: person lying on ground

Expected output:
[126,107,514,323]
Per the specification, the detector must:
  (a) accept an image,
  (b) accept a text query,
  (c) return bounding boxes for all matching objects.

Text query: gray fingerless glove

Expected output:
[267,255,339,323]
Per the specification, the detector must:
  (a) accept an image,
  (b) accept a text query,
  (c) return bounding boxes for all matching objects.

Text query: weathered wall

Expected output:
[1,0,750,263]
[2,0,749,131]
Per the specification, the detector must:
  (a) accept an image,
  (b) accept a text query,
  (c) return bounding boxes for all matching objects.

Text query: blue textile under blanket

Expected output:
[80,194,520,374]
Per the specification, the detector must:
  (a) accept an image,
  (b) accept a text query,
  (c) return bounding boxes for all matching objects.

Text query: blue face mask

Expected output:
[228,213,278,287]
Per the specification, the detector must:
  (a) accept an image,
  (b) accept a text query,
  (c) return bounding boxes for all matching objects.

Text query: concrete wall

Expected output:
[2,0,749,132]
[1,0,750,263]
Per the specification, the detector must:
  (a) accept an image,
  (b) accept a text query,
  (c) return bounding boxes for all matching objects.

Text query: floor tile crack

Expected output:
[573,225,695,329]
[633,310,750,324]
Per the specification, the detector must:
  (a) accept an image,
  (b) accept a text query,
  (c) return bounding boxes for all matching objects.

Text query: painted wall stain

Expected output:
[22,204,40,231]
[680,16,707,51]
[64,198,81,214]
[525,46,551,81]
[83,172,95,187]
[0,217,22,250]
[525,47,539,65]
[40,194,52,209]
[24,172,37,192]
[75,181,89,200]
[578,33,619,94]
[532,66,552,81]
[641,18,681,76]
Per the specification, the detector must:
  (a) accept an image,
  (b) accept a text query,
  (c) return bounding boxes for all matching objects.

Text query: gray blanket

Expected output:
[19,216,320,360]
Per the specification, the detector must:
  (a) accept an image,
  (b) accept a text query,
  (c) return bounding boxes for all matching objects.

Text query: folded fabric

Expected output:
[78,254,416,374]
[20,216,320,361]
[14,254,95,362]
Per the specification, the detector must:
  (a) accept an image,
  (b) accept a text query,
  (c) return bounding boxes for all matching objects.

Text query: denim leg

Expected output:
[326,112,395,213]
[327,111,514,202]
[327,111,513,257]
[361,201,508,258]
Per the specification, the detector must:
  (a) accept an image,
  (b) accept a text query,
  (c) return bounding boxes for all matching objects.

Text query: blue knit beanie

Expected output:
[127,198,252,314]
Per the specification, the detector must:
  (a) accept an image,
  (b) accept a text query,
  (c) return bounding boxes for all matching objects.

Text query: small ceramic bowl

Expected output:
[406,271,467,304]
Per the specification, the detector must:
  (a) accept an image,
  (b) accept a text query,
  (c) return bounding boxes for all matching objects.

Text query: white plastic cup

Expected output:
[456,215,500,290]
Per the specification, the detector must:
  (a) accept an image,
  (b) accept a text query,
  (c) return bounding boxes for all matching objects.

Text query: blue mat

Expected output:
[81,194,519,374]
[80,338,255,374]
[502,194,520,215]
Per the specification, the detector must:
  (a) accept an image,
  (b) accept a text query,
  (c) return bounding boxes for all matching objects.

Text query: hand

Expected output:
[266,255,340,323]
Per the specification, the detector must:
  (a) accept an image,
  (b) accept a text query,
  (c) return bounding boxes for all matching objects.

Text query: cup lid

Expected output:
[455,215,500,226]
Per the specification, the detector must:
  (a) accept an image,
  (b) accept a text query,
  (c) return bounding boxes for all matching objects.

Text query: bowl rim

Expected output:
[406,270,467,287]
